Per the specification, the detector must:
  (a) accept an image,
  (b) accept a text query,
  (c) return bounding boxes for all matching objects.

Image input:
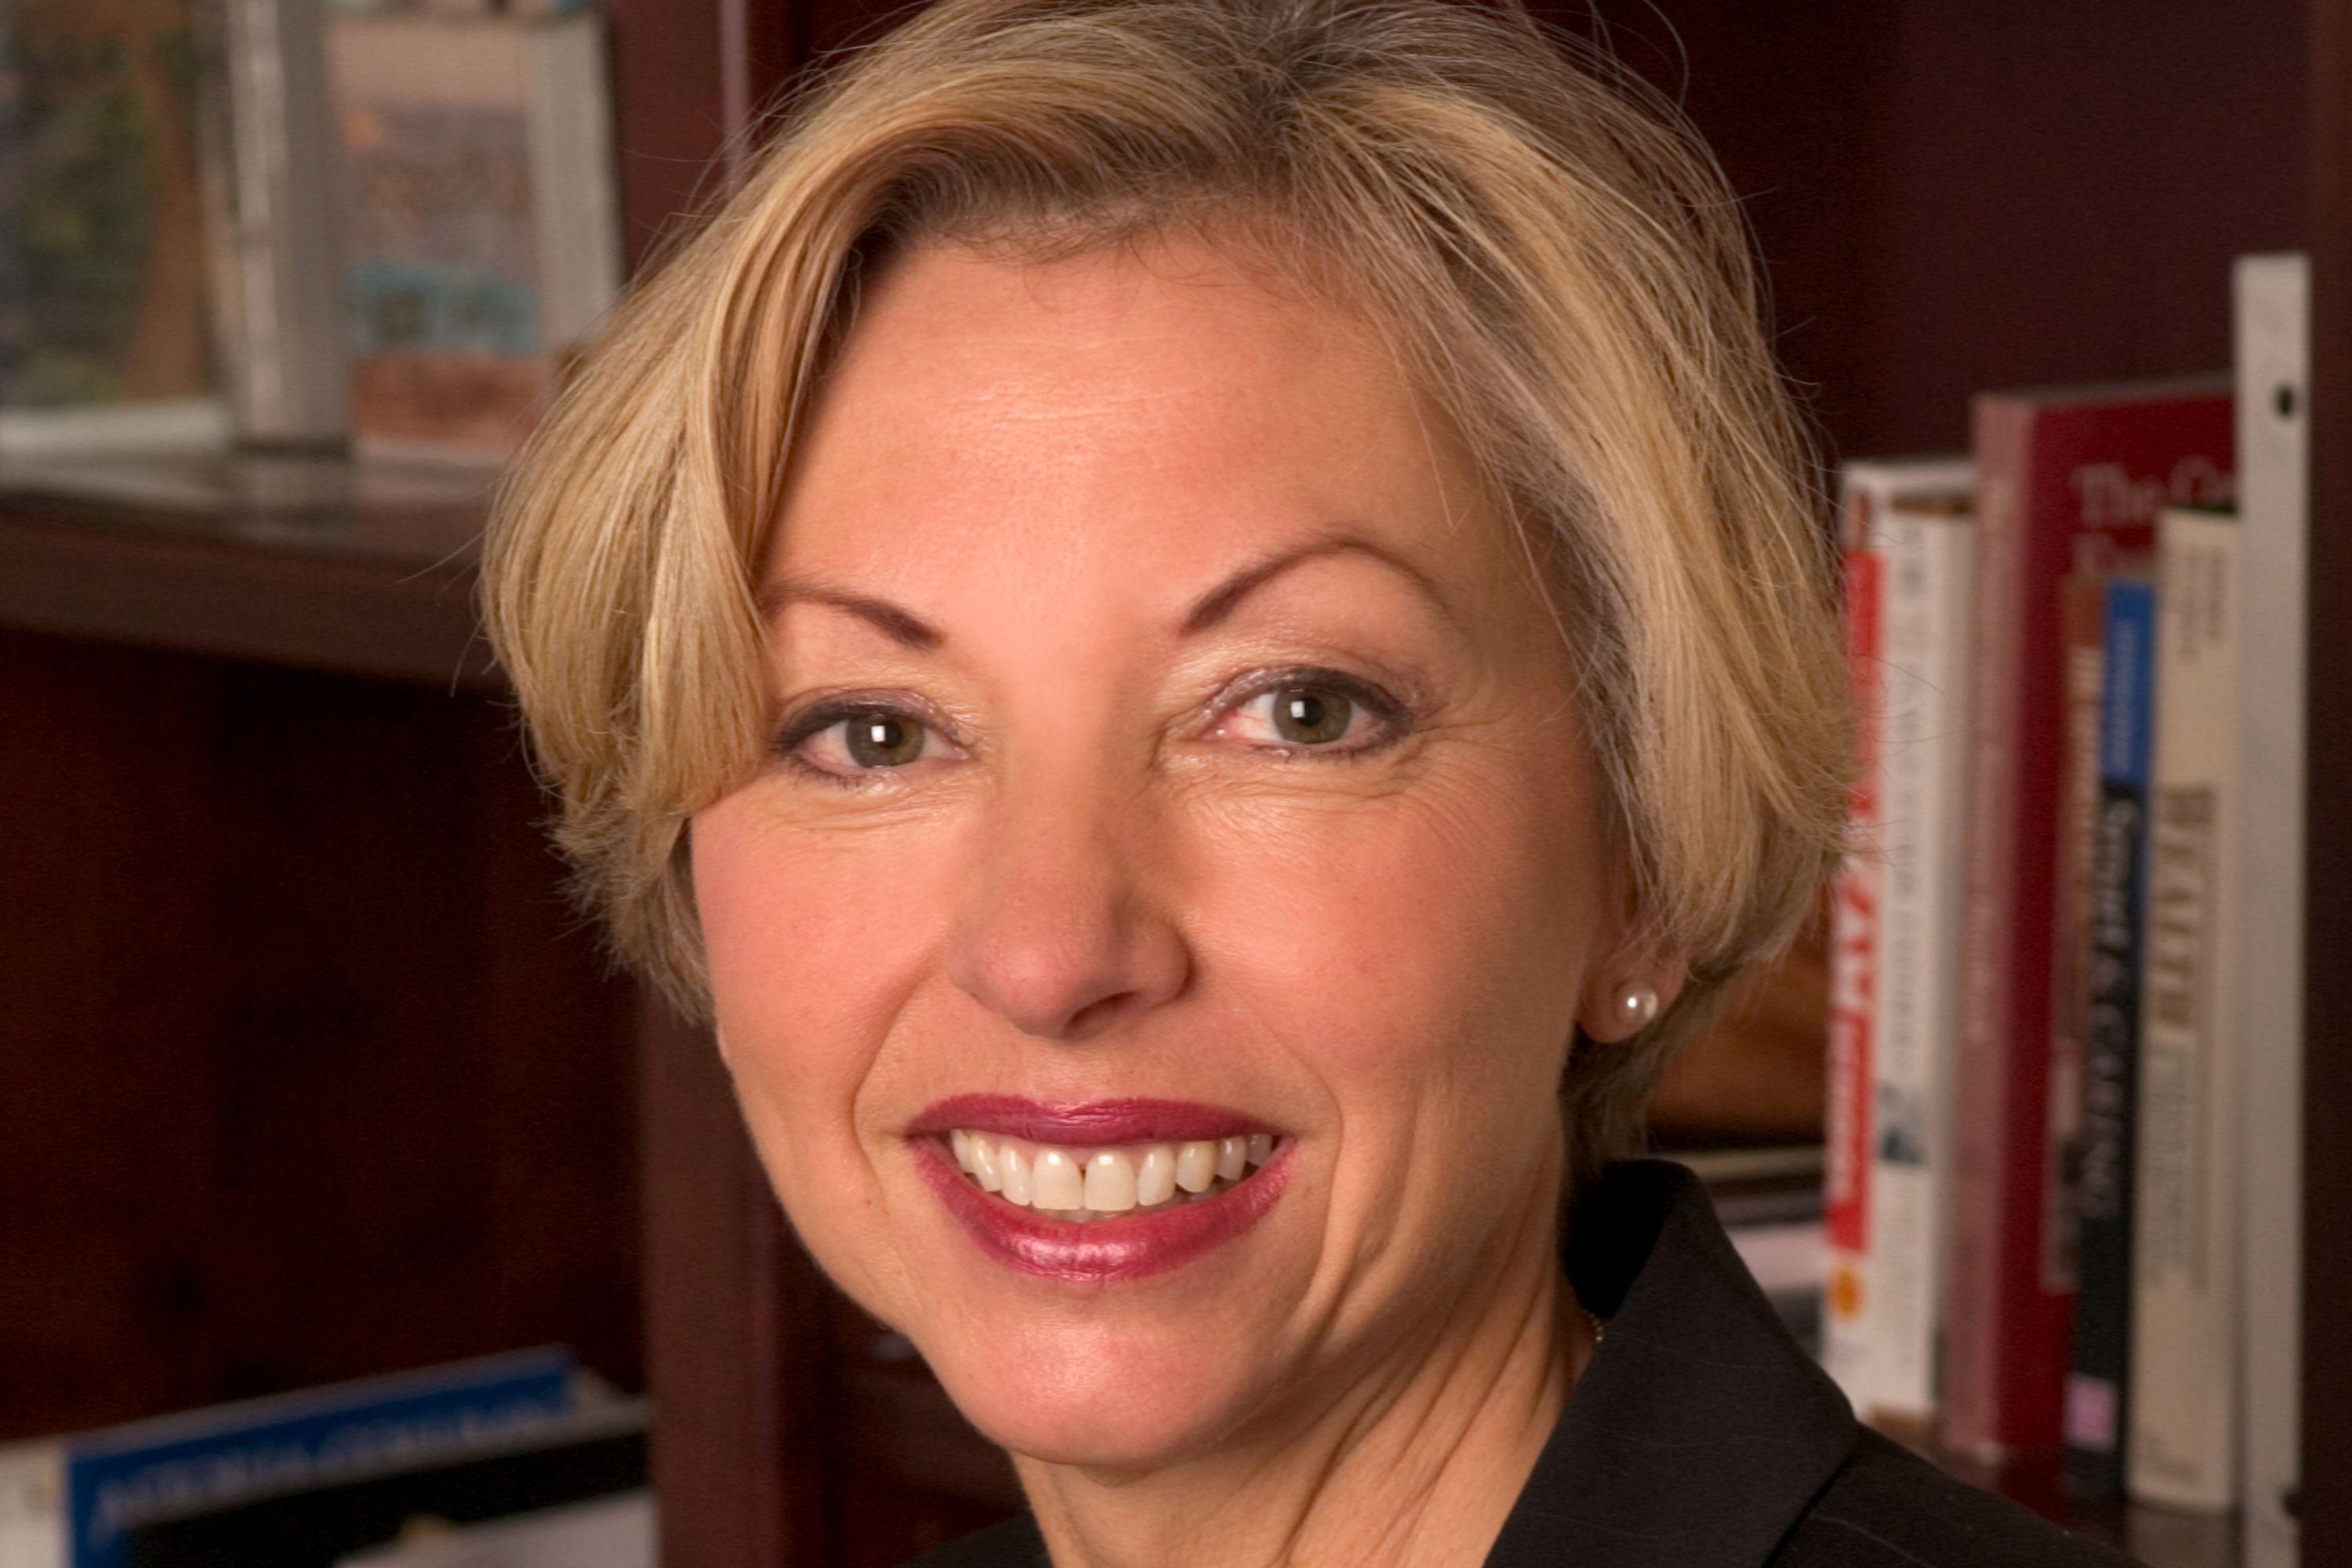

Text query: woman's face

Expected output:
[691,232,1640,1468]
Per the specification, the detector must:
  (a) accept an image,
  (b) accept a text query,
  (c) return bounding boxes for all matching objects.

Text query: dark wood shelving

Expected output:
[0,484,492,689]
[0,483,641,1447]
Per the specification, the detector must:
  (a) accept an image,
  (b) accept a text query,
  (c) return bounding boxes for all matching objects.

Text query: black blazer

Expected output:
[905,1160,2140,1567]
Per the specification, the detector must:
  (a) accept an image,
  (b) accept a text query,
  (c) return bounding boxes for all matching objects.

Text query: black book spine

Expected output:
[2063,581,2155,1501]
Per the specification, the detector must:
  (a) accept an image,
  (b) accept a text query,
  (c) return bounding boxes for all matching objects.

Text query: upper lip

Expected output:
[905,1094,1285,1145]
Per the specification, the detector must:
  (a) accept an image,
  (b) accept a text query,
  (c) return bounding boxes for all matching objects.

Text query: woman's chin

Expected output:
[924,1325,1274,1472]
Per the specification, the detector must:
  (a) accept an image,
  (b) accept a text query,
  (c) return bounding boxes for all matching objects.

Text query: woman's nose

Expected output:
[942,768,1192,1044]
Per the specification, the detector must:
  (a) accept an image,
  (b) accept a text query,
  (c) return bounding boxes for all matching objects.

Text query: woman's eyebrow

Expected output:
[754,528,1457,652]
[1178,531,1459,637]
[756,577,943,650]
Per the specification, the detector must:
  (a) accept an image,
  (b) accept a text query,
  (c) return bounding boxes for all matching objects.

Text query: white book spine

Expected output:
[2128,506,2245,1511]
[2234,250,2307,1568]
[1822,474,1973,1428]
[524,16,623,352]
[1864,504,1975,1427]
[196,0,351,446]
[1835,457,1974,551]
[0,1440,64,1568]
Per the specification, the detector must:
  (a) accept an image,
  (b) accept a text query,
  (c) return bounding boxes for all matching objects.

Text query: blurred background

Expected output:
[0,2,2334,1565]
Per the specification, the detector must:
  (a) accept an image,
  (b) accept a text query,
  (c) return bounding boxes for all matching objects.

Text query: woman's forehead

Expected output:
[765,234,1510,620]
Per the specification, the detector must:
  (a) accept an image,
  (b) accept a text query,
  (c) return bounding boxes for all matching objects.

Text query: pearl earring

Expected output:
[1612,982,1660,1032]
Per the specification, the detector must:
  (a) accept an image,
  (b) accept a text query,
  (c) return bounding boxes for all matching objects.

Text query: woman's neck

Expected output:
[1012,1156,1590,1568]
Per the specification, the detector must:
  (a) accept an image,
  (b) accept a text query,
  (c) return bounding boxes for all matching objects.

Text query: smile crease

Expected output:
[948,1130,1278,1222]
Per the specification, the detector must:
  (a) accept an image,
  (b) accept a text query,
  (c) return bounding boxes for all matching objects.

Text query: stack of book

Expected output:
[0,1346,651,1568]
[1820,253,2306,1568]
[0,0,619,476]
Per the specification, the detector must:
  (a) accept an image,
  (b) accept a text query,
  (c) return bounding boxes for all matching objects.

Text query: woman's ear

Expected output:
[1574,954,1687,1045]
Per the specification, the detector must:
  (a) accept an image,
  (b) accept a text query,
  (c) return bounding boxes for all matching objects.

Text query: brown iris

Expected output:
[844,712,924,768]
[1271,686,1352,746]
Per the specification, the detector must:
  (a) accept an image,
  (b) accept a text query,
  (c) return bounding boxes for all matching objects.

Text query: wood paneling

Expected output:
[0,627,639,1438]
[638,995,831,1566]
[1541,0,2310,462]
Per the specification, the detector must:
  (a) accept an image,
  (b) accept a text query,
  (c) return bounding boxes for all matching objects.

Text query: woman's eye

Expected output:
[776,705,944,787]
[833,710,931,768]
[1232,684,1362,748]
[1218,672,1407,757]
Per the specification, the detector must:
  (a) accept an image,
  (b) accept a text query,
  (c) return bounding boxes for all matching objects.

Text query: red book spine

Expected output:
[1940,386,2233,1461]
[1827,548,1883,1262]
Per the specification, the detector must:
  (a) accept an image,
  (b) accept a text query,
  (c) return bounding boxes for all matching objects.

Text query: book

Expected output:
[11,1346,580,1568]
[118,1397,647,1568]
[1835,456,1973,552]
[0,1439,66,1568]
[2234,249,2307,1568]
[333,1490,654,1568]
[1863,492,1975,1432]
[1822,458,1966,1414]
[1822,481,1974,1435]
[2129,503,2244,1512]
[188,0,351,447]
[2046,566,2109,1343]
[1941,379,2234,1462]
[326,11,621,458]
[0,0,230,464]
[1823,541,1884,1415]
[2063,567,2158,1501]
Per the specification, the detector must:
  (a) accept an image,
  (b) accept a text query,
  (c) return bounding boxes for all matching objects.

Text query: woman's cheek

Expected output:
[691,798,906,1199]
[696,791,935,1029]
[697,894,913,1316]
[1204,772,1564,1071]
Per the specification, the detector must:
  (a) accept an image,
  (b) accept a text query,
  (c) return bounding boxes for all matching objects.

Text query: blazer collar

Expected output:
[1483,1159,1857,1568]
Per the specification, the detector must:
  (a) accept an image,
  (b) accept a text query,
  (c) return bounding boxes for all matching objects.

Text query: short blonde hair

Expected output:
[482,0,1856,1184]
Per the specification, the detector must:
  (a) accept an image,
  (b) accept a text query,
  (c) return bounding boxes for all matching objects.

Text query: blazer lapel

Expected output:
[1484,1160,1857,1568]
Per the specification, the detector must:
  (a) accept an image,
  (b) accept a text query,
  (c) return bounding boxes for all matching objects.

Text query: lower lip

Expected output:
[912,1138,1292,1283]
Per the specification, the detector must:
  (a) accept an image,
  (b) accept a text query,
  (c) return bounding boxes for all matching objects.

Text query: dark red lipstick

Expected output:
[905,1097,1294,1282]
[913,1139,1290,1282]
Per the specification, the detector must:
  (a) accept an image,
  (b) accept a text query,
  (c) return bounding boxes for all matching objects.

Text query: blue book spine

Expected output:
[66,1347,575,1568]
[2063,578,2158,1498]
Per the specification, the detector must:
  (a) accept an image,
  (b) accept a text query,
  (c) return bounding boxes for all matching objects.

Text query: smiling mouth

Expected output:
[944,1130,1282,1221]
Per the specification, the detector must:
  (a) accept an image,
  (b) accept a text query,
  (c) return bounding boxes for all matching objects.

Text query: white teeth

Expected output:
[1083,1150,1138,1211]
[1031,1148,1085,1210]
[947,1130,1277,1214]
[1135,1145,1177,1207]
[1174,1141,1218,1192]
[1000,1142,1032,1205]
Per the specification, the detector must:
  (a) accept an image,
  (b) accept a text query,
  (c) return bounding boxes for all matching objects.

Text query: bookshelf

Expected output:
[0,2,2336,1566]
[597,2,2343,1564]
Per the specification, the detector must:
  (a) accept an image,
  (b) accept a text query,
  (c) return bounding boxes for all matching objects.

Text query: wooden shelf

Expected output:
[0,474,492,690]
